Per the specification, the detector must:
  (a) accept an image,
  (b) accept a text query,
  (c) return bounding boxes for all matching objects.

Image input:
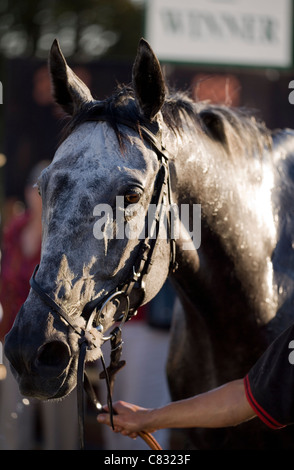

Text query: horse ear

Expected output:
[49,39,93,115]
[132,38,166,120]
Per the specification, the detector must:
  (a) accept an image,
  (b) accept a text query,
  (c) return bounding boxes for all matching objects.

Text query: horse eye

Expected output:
[124,191,141,205]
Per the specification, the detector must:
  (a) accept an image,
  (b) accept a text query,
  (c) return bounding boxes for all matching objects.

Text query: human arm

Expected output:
[97,378,256,437]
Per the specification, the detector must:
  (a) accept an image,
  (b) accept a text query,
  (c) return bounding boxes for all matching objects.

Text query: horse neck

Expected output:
[172,123,276,247]
[169,127,278,325]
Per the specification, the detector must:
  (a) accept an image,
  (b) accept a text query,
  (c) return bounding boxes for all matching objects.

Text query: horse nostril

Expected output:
[36,341,71,373]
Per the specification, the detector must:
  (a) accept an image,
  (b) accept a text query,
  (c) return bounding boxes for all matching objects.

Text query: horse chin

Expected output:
[20,373,76,401]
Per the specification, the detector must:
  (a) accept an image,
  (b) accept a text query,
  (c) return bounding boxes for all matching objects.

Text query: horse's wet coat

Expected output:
[5,39,294,448]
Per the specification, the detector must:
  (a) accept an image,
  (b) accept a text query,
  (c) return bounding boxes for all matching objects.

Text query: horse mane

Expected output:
[60,84,272,158]
[162,90,272,158]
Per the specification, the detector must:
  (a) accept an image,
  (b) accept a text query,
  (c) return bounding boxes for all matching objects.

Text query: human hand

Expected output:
[97,400,153,439]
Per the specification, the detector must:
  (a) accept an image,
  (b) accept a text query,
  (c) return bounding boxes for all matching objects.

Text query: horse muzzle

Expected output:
[4,309,77,400]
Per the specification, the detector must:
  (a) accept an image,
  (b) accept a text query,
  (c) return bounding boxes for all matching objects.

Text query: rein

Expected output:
[29,117,176,450]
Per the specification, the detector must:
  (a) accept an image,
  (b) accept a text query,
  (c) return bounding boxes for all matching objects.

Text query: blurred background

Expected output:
[0,0,293,450]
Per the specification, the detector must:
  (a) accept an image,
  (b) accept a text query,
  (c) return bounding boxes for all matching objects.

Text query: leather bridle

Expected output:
[29,117,177,450]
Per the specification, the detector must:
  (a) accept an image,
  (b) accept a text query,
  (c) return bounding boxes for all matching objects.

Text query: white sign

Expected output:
[145,0,293,68]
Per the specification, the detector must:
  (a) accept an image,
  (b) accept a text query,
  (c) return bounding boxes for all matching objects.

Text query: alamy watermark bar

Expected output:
[93,198,201,249]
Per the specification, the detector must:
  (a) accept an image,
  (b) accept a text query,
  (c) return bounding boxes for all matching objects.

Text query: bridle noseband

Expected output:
[29,117,177,450]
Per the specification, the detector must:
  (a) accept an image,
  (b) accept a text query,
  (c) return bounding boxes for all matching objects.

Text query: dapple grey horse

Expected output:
[5,38,294,449]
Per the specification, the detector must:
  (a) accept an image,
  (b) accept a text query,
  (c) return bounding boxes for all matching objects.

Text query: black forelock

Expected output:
[59,84,201,146]
[60,85,157,146]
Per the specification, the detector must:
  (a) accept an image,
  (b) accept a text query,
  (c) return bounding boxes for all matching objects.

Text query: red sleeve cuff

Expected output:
[243,375,285,430]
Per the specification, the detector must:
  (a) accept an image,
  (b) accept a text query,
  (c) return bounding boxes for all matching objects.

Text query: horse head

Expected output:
[4,39,177,400]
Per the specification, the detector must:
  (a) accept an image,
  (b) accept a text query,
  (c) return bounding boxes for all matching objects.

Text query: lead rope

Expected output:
[77,334,115,450]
